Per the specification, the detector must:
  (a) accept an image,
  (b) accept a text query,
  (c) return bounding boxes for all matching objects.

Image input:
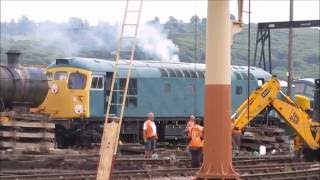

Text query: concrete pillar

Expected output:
[196,1,239,179]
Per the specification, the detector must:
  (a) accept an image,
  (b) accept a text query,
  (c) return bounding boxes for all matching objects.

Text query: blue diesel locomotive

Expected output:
[39,57,271,146]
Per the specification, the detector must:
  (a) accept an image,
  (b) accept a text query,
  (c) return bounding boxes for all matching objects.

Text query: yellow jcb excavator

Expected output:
[232,76,320,161]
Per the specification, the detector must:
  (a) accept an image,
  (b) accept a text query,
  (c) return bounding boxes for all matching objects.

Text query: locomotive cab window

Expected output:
[68,72,87,89]
[305,85,314,97]
[46,72,53,80]
[294,83,304,94]
[54,71,68,80]
[91,76,104,90]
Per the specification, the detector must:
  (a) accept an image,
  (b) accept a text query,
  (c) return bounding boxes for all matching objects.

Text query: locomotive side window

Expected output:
[91,76,104,90]
[68,72,87,89]
[128,79,137,95]
[236,86,243,95]
[119,79,137,95]
[46,72,53,80]
[54,71,68,80]
[119,79,137,107]
[126,97,137,108]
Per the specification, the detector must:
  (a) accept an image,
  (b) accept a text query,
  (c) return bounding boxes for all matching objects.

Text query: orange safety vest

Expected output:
[188,125,204,148]
[231,122,241,135]
[144,119,156,138]
[232,128,242,135]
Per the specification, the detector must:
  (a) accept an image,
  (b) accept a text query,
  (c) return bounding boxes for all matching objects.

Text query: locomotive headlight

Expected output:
[74,104,84,114]
[51,83,59,94]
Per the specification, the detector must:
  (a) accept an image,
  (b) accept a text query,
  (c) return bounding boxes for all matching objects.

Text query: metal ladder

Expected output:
[97,1,143,179]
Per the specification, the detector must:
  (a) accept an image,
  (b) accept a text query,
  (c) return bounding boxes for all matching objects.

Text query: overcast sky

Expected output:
[1,1,319,25]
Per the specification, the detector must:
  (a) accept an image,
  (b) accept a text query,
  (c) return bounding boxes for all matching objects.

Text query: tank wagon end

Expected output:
[0,51,54,150]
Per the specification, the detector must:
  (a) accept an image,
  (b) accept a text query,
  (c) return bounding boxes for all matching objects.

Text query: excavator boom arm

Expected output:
[271,99,320,150]
[233,77,320,150]
[233,78,281,129]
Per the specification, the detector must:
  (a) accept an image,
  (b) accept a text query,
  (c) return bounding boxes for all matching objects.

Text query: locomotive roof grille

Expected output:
[48,58,271,80]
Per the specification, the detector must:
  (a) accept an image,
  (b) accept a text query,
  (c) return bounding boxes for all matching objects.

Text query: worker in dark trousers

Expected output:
[143,112,158,158]
[187,119,204,168]
[232,122,241,155]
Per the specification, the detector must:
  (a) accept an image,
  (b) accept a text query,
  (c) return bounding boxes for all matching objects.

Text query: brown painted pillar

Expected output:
[196,1,239,179]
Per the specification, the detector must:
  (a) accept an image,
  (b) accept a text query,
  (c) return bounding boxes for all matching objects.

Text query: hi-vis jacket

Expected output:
[188,124,204,148]
[143,119,157,138]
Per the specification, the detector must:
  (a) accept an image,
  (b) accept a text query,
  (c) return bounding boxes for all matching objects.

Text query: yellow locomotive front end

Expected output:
[39,67,92,119]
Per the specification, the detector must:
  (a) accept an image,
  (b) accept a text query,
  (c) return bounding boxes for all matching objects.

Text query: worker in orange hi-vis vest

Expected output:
[188,119,204,168]
[143,112,158,158]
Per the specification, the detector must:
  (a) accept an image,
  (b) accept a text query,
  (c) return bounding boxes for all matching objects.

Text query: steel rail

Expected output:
[1,162,318,180]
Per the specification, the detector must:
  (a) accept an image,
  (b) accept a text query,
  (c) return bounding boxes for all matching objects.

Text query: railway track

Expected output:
[1,154,296,170]
[240,168,320,180]
[1,162,318,180]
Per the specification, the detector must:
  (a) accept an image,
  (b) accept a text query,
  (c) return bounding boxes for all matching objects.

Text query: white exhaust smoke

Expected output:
[137,24,179,62]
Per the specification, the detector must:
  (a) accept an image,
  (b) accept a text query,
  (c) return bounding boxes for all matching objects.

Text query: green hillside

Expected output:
[167,20,319,79]
[1,16,319,80]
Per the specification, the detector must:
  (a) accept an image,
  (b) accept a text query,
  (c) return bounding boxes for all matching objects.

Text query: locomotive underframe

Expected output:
[53,116,202,148]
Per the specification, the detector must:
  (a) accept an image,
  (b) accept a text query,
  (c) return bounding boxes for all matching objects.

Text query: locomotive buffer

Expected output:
[97,1,143,179]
